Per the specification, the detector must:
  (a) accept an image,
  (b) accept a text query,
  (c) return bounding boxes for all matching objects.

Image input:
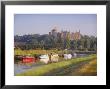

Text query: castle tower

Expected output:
[51,27,58,37]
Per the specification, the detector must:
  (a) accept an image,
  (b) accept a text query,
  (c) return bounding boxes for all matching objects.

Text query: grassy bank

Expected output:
[15,49,62,56]
[16,54,96,76]
[72,59,97,76]
[15,49,96,56]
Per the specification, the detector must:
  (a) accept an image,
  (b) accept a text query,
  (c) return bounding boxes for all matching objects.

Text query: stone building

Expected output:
[49,27,81,40]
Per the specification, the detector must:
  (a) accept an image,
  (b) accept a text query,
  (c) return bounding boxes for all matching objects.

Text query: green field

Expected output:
[16,54,97,76]
[15,49,95,56]
[15,49,65,56]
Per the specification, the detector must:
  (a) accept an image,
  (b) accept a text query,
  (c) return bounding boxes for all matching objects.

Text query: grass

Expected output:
[16,54,96,76]
[15,49,94,56]
[15,49,61,56]
[72,58,97,76]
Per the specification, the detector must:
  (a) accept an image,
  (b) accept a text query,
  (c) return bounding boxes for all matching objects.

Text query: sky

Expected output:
[14,14,97,37]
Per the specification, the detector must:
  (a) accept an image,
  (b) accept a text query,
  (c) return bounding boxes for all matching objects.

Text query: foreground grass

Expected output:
[16,54,96,76]
[71,59,97,76]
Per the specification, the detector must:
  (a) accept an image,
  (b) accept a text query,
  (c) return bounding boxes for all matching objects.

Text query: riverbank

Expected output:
[16,54,97,76]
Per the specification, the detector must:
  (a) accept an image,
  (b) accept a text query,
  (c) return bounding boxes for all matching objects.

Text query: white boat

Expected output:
[39,55,49,59]
[39,54,50,64]
[64,54,72,59]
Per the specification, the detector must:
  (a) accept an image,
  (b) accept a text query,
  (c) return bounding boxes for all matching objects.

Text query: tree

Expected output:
[73,40,77,50]
[65,32,70,49]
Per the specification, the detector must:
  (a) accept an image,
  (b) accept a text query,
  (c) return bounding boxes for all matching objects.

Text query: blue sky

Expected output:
[14,14,97,36]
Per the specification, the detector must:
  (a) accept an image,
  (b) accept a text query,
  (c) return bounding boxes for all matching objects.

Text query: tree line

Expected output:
[14,34,97,51]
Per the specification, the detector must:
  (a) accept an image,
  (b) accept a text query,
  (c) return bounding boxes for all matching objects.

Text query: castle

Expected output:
[49,27,81,40]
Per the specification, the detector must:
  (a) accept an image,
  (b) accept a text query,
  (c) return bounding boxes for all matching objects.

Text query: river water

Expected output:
[14,63,44,75]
